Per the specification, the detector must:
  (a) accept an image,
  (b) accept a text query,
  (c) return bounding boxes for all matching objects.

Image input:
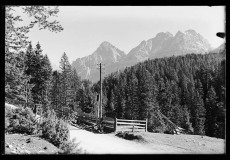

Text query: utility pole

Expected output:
[100,63,102,118]
[97,94,100,118]
[97,63,105,119]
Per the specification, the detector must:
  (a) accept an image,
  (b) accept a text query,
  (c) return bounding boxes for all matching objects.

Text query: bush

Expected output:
[5,104,81,154]
[53,119,70,147]
[59,138,81,154]
[41,110,70,148]
[5,106,37,134]
[40,110,58,142]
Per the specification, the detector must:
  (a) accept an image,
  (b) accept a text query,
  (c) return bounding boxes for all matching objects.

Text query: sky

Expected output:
[19,6,225,69]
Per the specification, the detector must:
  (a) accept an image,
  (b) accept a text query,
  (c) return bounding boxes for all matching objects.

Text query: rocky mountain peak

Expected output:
[100,41,112,47]
[175,30,184,37]
[156,32,173,38]
[185,29,197,35]
[97,41,114,51]
[72,29,212,82]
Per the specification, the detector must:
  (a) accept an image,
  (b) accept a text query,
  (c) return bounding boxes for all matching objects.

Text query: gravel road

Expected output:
[68,125,202,154]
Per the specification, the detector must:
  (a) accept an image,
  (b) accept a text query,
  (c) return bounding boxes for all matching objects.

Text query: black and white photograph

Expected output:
[4,6,225,154]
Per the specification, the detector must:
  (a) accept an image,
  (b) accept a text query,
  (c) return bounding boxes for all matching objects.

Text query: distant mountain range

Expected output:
[72,29,221,83]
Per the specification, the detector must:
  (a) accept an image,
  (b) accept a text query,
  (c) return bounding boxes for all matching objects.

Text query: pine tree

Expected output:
[193,91,206,135]
[29,42,44,104]
[5,49,31,106]
[78,80,95,114]
[130,73,139,119]
[114,77,126,119]
[137,67,163,131]
[205,86,218,137]
[25,43,35,76]
[72,68,81,110]
[40,54,53,113]
[50,70,62,117]
[182,106,194,134]
[59,52,74,119]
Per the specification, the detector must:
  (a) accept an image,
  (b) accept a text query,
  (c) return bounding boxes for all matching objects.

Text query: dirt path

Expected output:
[69,125,198,154]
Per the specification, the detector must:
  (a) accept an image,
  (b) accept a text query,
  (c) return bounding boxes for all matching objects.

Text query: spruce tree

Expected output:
[5,50,31,106]
[29,42,44,104]
[78,80,95,114]
[59,52,74,119]
[193,91,206,135]
[40,54,53,113]
[72,68,81,110]
[205,86,219,137]
[50,70,62,117]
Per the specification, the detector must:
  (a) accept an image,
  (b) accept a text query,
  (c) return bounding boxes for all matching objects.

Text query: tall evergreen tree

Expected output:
[50,70,62,117]
[29,42,44,104]
[40,54,53,113]
[5,49,32,106]
[205,86,219,137]
[193,91,206,135]
[72,68,81,111]
[59,52,74,119]
[24,42,53,115]
[78,80,95,114]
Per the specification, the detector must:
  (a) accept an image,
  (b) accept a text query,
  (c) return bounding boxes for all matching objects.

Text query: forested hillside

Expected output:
[6,38,225,139]
[5,35,226,140]
[5,6,225,139]
[93,51,225,138]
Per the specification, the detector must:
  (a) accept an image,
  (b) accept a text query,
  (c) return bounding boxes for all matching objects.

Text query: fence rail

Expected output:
[75,112,148,132]
[71,110,185,134]
[115,118,148,132]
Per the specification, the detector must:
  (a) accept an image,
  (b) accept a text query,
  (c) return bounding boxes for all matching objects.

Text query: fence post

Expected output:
[114,117,117,132]
[145,118,148,132]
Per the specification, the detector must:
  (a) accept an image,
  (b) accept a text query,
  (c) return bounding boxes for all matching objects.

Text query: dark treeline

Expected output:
[93,51,225,138]
[6,42,81,120]
[5,40,225,139]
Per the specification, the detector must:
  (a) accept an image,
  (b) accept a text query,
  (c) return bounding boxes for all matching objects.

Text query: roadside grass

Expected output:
[5,133,60,154]
[115,131,225,154]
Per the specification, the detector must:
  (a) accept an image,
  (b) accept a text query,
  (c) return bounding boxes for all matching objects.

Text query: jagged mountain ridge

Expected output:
[126,29,212,62]
[71,41,126,81]
[72,29,212,82]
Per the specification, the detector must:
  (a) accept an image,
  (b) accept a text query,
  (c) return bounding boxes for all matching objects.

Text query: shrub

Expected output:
[53,119,70,147]
[59,138,81,154]
[41,110,58,142]
[40,110,70,148]
[5,106,37,134]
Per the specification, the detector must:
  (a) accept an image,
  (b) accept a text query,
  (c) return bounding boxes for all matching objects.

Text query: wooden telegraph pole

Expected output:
[97,63,105,119]
[100,63,102,118]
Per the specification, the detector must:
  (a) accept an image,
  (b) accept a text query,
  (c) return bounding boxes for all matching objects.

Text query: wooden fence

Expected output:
[114,118,148,132]
[75,112,148,132]
[72,111,185,134]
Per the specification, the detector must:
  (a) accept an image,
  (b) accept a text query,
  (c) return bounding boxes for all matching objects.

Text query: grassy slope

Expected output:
[5,134,60,154]
[120,132,226,154]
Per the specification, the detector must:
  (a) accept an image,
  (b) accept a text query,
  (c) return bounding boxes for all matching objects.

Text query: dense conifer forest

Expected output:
[5,6,225,139]
[6,38,225,139]
[93,51,226,138]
